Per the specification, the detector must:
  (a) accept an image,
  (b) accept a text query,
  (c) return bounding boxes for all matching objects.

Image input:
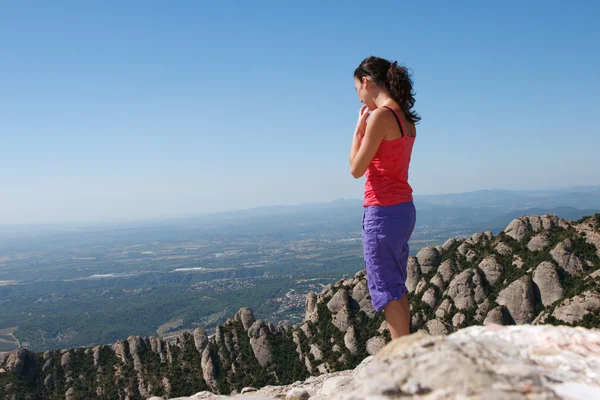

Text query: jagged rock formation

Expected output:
[1,213,599,400]
[0,308,306,400]
[406,213,600,334]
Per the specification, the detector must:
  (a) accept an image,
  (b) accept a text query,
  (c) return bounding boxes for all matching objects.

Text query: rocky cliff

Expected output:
[154,324,600,399]
[1,213,599,400]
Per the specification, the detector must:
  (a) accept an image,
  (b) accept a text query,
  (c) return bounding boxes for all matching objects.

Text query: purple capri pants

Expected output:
[361,201,416,312]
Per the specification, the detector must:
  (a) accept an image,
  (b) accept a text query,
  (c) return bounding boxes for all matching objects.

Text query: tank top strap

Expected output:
[383,106,405,137]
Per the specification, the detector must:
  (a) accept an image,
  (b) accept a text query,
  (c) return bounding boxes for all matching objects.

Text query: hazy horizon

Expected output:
[2,1,599,224]
[1,184,599,228]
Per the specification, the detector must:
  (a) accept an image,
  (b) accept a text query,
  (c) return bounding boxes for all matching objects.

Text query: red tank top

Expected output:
[363,106,415,207]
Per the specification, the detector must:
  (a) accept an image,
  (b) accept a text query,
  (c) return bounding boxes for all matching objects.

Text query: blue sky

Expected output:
[1,1,599,224]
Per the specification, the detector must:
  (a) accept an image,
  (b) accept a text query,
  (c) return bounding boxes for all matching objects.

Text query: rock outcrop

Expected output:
[483,306,505,325]
[333,324,600,400]
[442,237,457,252]
[551,239,586,276]
[496,275,536,324]
[478,256,504,285]
[505,216,531,242]
[446,269,479,310]
[533,261,564,306]
[551,290,600,324]
[405,257,420,292]
[416,247,441,274]
[236,307,256,330]
[248,320,273,367]
[528,233,549,251]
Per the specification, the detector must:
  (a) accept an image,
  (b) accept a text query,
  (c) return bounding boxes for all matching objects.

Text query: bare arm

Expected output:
[349,131,362,166]
[350,108,387,178]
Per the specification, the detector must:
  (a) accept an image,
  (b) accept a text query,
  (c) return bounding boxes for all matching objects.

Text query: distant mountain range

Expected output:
[172,185,600,228]
[2,186,599,236]
[413,185,600,210]
[1,186,599,249]
[161,186,600,238]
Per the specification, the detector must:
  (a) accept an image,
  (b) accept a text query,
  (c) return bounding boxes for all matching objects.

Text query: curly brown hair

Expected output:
[354,56,421,124]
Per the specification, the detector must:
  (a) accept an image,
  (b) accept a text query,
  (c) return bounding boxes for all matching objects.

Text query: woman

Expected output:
[349,56,419,339]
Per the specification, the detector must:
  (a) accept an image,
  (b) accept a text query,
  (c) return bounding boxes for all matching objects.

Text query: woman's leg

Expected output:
[384,294,410,339]
[385,203,415,340]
